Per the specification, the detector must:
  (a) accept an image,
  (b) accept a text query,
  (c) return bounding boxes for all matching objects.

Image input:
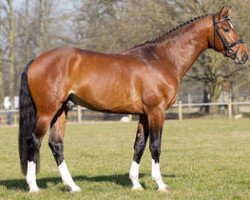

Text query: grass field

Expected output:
[0,118,250,200]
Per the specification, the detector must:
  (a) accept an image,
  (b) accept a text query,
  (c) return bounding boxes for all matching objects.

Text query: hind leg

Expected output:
[129,115,149,190]
[26,115,51,192]
[49,106,80,192]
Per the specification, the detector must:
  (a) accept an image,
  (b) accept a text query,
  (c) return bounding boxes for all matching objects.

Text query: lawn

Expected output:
[0,118,249,200]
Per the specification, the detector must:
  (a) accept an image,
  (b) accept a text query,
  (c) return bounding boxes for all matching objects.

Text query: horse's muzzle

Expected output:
[235,51,248,64]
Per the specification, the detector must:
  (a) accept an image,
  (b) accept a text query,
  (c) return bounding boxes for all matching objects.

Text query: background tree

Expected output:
[73,0,177,52]
[0,0,16,108]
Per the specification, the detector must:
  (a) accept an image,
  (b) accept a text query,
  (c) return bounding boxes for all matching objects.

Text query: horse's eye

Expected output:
[223,28,230,32]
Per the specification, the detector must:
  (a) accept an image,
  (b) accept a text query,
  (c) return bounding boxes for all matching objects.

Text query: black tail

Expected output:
[19,60,39,174]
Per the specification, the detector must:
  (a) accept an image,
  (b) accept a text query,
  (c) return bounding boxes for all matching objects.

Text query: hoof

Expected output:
[70,185,81,192]
[29,186,39,193]
[132,186,144,191]
[158,187,169,193]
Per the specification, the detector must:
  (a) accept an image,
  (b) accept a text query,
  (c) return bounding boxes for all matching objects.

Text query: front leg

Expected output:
[147,107,169,192]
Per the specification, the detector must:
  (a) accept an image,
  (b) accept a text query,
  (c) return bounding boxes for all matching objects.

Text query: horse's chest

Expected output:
[143,80,178,109]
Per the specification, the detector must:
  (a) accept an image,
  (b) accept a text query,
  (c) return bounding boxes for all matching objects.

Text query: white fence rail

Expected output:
[0,101,250,126]
[171,100,250,120]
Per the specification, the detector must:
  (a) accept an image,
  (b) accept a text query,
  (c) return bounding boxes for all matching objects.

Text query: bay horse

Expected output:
[19,6,248,192]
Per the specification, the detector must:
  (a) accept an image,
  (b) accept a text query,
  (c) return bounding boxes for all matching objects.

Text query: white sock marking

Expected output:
[58,160,81,192]
[151,159,168,190]
[26,161,39,192]
[129,161,143,190]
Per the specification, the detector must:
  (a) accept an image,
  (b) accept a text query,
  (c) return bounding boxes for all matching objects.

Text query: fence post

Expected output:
[77,106,82,123]
[178,100,183,121]
[228,99,232,119]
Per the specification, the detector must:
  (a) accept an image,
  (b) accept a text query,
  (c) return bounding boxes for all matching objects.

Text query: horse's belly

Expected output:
[69,92,143,114]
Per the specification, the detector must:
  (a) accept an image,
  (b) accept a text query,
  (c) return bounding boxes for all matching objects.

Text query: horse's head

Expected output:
[211,6,248,64]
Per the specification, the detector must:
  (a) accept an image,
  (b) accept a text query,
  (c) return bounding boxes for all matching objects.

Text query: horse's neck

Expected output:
[158,16,213,81]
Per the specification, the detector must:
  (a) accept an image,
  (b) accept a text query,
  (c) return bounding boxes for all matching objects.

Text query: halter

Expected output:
[212,15,243,58]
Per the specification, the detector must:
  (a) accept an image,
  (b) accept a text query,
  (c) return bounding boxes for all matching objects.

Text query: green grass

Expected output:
[0,118,250,199]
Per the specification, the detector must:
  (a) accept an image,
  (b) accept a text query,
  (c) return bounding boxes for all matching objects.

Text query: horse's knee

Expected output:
[48,139,64,166]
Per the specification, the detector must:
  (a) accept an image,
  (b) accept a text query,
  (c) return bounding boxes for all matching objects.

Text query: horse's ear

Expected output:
[218,6,232,19]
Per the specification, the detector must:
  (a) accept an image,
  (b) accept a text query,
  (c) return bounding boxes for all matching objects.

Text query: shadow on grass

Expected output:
[0,173,176,191]
[74,173,133,187]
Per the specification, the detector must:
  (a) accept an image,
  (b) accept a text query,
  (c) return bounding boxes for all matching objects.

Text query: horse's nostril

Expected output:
[243,52,248,61]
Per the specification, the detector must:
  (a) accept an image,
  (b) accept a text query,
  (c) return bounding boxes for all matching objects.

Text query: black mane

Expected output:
[132,14,212,49]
